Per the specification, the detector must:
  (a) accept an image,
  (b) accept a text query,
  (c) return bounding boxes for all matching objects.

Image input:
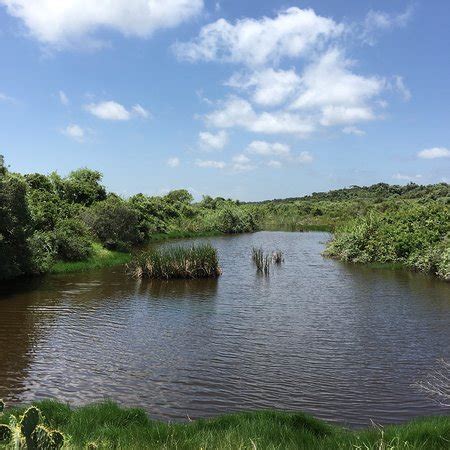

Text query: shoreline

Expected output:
[1,400,448,449]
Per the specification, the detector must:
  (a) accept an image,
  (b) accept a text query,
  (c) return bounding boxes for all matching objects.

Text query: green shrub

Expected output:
[83,196,143,251]
[54,218,93,262]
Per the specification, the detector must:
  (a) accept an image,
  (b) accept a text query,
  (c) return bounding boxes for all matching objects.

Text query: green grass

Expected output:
[128,243,221,279]
[0,401,448,449]
[50,243,132,274]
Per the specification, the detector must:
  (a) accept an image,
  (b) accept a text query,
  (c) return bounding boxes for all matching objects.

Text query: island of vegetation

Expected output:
[0,156,448,281]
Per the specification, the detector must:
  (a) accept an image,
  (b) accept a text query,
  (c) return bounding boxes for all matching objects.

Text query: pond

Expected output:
[0,232,449,428]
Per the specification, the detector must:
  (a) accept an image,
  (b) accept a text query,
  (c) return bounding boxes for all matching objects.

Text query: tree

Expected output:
[64,168,106,206]
[0,172,32,279]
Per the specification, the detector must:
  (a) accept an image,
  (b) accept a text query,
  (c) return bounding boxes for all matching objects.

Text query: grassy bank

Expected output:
[0,401,449,449]
[50,243,131,274]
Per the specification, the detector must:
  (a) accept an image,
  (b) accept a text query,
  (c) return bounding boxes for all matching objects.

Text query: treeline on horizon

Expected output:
[1,156,449,281]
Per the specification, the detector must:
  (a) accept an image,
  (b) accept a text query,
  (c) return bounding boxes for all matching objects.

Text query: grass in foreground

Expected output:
[50,243,131,274]
[0,401,449,449]
[127,243,221,279]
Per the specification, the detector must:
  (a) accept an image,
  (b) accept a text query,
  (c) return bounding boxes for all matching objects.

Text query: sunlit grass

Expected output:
[0,400,448,449]
[50,243,131,274]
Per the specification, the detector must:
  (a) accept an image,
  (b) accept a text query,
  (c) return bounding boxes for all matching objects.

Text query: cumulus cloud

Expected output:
[195,159,226,169]
[85,100,149,121]
[393,173,422,181]
[363,7,413,44]
[231,154,254,172]
[247,141,291,157]
[205,96,314,136]
[85,101,130,120]
[342,126,365,136]
[167,157,180,167]
[198,130,228,150]
[267,160,282,169]
[393,75,411,101]
[174,7,343,66]
[226,68,300,107]
[417,147,450,159]
[62,124,85,142]
[290,49,383,126]
[1,0,204,49]
[132,104,150,118]
[59,90,69,105]
[295,151,313,164]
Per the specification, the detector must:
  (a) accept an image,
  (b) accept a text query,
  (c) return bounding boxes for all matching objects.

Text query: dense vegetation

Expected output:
[1,155,448,281]
[128,244,221,279]
[0,400,449,449]
[0,157,256,280]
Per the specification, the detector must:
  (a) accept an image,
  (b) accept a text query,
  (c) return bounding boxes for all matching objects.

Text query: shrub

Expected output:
[83,196,143,251]
[54,218,93,261]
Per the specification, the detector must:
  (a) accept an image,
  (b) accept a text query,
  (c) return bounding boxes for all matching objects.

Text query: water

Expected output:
[0,232,449,428]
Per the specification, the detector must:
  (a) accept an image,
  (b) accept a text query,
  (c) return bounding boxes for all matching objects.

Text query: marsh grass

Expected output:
[0,400,448,449]
[127,243,221,279]
[252,247,271,275]
[272,250,284,264]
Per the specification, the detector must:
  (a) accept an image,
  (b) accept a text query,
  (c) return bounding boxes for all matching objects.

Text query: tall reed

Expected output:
[252,247,271,275]
[127,244,221,279]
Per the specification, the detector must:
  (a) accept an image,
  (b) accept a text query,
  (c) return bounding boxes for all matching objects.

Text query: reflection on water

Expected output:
[0,232,449,428]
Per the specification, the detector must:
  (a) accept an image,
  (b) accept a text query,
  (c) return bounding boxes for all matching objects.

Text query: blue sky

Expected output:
[0,0,449,201]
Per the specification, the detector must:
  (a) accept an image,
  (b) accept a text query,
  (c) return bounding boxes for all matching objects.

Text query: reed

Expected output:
[272,250,284,264]
[252,247,271,275]
[127,244,221,279]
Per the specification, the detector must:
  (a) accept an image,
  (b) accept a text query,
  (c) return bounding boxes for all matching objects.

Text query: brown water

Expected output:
[0,232,449,428]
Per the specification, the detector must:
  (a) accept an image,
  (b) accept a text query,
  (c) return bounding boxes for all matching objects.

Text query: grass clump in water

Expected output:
[127,243,222,279]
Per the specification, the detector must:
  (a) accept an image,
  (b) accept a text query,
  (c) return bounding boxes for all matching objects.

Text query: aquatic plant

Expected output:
[127,243,222,279]
[272,250,284,264]
[0,402,64,449]
[252,247,271,275]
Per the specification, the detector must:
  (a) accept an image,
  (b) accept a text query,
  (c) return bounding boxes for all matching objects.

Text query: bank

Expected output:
[0,400,449,449]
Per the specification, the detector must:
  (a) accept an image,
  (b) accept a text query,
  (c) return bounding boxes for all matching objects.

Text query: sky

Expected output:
[0,0,449,201]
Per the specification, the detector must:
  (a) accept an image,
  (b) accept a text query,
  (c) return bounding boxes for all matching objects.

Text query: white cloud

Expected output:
[62,124,85,142]
[174,7,343,66]
[167,157,180,167]
[267,160,282,169]
[247,140,291,157]
[320,105,376,126]
[231,154,254,172]
[198,130,228,150]
[363,7,413,44]
[393,173,422,181]
[342,126,365,136]
[195,159,226,169]
[1,0,204,49]
[226,68,300,107]
[85,101,130,120]
[206,96,314,136]
[417,147,450,159]
[290,49,383,126]
[59,90,69,105]
[393,75,411,101]
[295,151,313,164]
[132,104,150,118]
[0,92,16,103]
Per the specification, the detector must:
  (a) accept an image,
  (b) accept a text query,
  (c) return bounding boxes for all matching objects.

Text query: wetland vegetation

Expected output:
[1,156,448,281]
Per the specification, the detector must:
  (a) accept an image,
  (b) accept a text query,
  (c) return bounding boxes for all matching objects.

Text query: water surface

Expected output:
[0,232,449,427]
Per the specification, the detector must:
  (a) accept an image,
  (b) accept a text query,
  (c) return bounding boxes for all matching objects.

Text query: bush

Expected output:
[54,218,93,261]
[83,197,142,251]
[215,206,257,234]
